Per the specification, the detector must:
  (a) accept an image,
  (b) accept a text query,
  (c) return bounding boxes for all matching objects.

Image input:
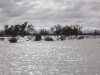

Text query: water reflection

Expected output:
[0,39,100,75]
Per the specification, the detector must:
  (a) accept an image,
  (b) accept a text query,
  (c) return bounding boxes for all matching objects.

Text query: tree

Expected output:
[4,25,11,35]
[71,25,82,37]
[51,24,62,37]
[20,22,27,37]
[94,30,100,37]
[61,24,83,38]
[4,22,30,37]
[26,24,35,35]
[61,25,72,36]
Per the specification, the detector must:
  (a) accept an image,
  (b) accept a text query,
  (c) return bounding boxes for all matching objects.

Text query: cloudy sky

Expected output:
[0,0,100,30]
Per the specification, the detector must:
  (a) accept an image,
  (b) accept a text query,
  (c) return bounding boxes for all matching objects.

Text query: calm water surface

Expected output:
[0,38,100,75]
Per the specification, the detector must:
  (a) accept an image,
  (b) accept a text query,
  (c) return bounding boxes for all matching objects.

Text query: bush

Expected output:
[77,36,84,39]
[60,35,66,40]
[0,38,4,41]
[9,37,17,43]
[45,36,54,41]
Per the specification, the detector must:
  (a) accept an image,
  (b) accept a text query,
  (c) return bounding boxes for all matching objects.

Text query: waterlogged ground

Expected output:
[0,37,100,75]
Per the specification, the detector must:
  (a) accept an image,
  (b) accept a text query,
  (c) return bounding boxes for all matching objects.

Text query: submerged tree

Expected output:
[51,24,62,37]
[20,22,28,37]
[61,25,72,36]
[4,22,36,42]
[94,30,100,38]
[4,22,30,37]
[71,25,82,37]
[26,24,35,35]
[61,25,82,37]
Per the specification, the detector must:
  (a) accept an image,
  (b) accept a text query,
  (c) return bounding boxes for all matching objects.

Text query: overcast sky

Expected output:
[0,0,100,30]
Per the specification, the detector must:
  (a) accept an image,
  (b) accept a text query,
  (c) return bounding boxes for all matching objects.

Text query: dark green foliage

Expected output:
[4,22,35,43]
[61,25,71,36]
[0,38,4,41]
[61,25,82,37]
[27,24,35,34]
[60,35,66,40]
[51,24,82,37]
[51,24,62,37]
[4,22,35,37]
[77,36,84,39]
[45,36,54,41]
[94,30,99,35]
[9,37,17,43]
[94,30,100,38]
[4,22,27,36]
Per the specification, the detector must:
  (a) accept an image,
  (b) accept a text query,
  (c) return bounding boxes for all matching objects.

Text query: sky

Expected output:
[0,0,100,30]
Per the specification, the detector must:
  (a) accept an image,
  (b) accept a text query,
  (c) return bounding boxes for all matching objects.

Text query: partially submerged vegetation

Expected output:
[9,37,17,43]
[45,36,54,41]
[0,22,100,43]
[0,38,4,41]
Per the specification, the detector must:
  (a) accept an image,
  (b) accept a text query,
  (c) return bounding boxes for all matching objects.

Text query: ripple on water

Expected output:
[0,38,100,75]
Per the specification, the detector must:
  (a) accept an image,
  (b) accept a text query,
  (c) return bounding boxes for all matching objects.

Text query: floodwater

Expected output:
[0,37,100,75]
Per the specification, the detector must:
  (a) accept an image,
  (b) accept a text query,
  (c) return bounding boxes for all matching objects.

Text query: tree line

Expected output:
[0,22,100,37]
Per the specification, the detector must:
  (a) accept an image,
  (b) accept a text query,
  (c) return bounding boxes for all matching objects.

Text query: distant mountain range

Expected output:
[0,29,100,35]
[32,29,98,34]
[82,30,94,33]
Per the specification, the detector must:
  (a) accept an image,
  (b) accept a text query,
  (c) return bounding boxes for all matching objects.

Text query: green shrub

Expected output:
[45,37,54,41]
[0,38,4,41]
[9,37,17,43]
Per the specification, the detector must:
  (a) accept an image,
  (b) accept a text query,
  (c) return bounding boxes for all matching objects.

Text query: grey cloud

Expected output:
[0,0,13,8]
[90,4,100,11]
[0,0,34,26]
[54,0,100,18]
[1,5,33,17]
[1,0,34,17]
[0,0,100,30]
[53,0,67,3]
